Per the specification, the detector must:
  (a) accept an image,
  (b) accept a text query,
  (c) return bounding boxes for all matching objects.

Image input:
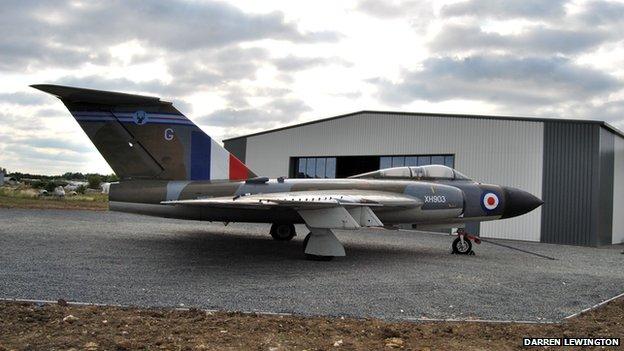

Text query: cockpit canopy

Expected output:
[349,165,472,181]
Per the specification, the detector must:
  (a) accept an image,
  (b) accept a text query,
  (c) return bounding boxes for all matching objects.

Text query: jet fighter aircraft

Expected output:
[32,85,543,260]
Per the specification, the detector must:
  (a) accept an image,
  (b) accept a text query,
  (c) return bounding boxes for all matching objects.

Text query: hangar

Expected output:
[224,111,624,246]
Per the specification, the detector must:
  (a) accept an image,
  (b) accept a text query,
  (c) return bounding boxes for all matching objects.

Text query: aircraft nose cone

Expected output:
[501,187,544,219]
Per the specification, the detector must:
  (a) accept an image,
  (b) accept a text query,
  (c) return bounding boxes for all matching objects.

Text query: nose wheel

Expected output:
[451,229,479,255]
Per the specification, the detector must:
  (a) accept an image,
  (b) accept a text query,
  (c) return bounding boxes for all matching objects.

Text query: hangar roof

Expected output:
[223,110,624,141]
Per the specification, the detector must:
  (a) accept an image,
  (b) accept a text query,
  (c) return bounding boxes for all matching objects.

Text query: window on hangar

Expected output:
[290,154,454,178]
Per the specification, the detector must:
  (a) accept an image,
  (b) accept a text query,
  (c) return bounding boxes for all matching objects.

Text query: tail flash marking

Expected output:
[229,155,249,180]
[190,133,252,181]
[190,131,211,180]
[209,139,230,180]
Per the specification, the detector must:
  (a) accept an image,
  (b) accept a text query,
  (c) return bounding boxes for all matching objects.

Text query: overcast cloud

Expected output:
[1,0,623,174]
[373,55,620,106]
[440,0,568,19]
[430,25,611,55]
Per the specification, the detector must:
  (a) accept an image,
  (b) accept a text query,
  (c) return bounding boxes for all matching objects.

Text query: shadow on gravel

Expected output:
[117,229,454,270]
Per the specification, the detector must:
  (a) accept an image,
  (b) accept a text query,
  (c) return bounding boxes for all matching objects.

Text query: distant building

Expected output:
[0,170,4,186]
[3,177,18,185]
[101,182,111,194]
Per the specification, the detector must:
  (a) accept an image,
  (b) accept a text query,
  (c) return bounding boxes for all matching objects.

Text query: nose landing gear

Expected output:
[451,228,480,255]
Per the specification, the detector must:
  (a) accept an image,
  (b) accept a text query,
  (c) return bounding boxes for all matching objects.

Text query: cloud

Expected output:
[49,47,343,100]
[164,46,273,93]
[35,108,68,117]
[2,0,345,173]
[551,100,624,126]
[0,0,338,72]
[0,128,93,171]
[0,110,100,174]
[0,92,51,106]
[24,137,93,154]
[356,0,432,19]
[440,0,568,19]
[272,55,352,72]
[330,91,363,99]
[430,24,611,55]
[595,100,624,124]
[52,75,171,96]
[355,0,434,32]
[371,55,621,106]
[1,143,92,165]
[577,1,624,26]
[0,113,90,153]
[197,98,311,128]
[170,99,193,115]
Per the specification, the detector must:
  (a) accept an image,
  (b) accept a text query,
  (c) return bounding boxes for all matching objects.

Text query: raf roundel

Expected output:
[482,192,499,211]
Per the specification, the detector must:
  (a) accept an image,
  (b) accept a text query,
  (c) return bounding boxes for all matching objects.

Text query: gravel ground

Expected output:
[0,208,622,322]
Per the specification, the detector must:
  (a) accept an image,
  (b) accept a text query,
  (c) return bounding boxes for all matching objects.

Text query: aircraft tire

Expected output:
[270,223,296,241]
[452,237,472,255]
[302,233,334,261]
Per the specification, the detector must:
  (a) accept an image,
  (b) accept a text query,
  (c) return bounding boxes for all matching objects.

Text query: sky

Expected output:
[1,0,623,175]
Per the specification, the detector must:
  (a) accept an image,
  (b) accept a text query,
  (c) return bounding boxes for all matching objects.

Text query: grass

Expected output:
[0,186,108,211]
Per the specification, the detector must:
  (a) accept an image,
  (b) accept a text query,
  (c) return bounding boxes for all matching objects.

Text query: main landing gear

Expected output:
[270,223,296,241]
[451,228,480,255]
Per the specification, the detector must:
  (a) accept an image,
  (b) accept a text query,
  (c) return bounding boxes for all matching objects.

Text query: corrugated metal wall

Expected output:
[541,124,617,246]
[597,128,614,245]
[243,112,544,241]
[613,135,624,244]
[541,123,597,245]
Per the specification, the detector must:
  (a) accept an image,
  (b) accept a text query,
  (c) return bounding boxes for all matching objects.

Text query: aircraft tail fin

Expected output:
[31,84,256,181]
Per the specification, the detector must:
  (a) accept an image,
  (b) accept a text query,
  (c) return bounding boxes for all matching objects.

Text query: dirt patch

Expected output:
[0,195,108,211]
[0,298,621,350]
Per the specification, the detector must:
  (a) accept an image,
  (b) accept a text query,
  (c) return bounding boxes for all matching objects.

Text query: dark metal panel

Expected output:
[465,222,480,235]
[541,122,596,245]
[596,127,614,245]
[224,138,247,163]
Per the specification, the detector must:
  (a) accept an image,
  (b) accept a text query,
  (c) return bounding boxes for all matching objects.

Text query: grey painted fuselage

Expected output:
[109,177,539,228]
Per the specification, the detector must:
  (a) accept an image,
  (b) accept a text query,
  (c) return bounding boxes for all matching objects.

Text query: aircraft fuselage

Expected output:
[109,178,542,227]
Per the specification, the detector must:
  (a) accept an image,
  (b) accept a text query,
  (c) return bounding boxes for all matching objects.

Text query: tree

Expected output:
[76,185,86,194]
[102,173,119,182]
[44,181,57,193]
[62,172,85,180]
[87,174,102,189]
